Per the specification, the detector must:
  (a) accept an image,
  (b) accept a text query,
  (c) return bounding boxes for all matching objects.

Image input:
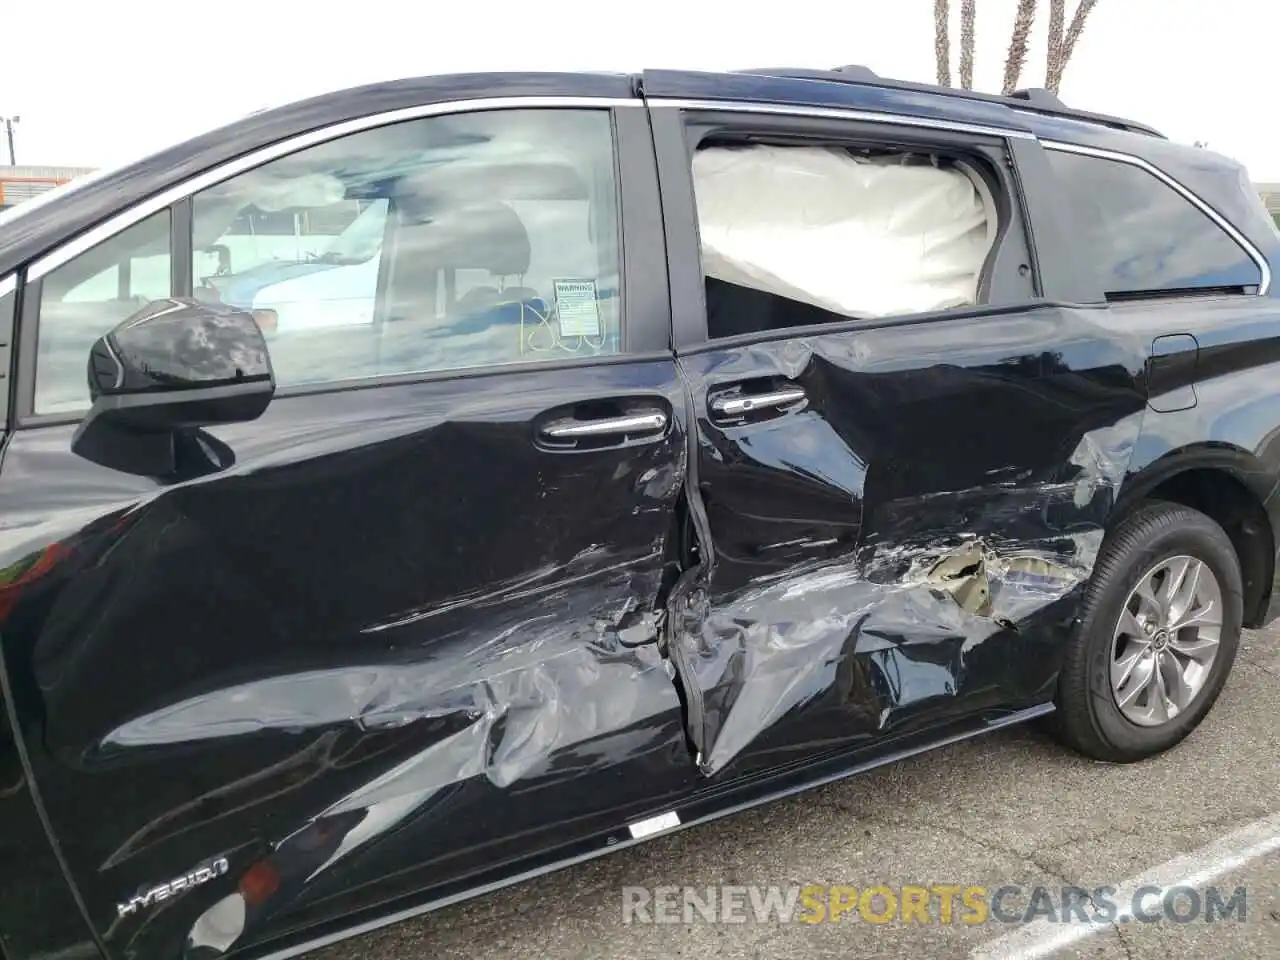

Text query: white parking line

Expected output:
[970,812,1280,960]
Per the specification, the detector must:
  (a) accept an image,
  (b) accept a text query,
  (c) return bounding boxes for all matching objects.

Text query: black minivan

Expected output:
[1,66,1278,960]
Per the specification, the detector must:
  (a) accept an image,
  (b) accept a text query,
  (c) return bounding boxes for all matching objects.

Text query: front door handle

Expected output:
[710,386,807,419]
[540,411,668,440]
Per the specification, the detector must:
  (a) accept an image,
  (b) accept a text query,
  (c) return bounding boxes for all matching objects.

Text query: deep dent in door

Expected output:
[0,398,693,958]
[130,554,688,955]
[662,373,1144,777]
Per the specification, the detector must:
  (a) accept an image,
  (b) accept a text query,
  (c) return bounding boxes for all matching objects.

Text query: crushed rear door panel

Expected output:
[668,306,1148,777]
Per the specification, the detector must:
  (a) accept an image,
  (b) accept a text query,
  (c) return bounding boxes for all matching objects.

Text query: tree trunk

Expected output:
[935,0,952,87]
[959,0,976,89]
[1047,0,1099,93]
[1002,0,1039,94]
[1045,0,1066,90]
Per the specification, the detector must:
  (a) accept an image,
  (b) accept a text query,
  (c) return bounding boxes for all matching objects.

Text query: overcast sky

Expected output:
[2,0,1277,180]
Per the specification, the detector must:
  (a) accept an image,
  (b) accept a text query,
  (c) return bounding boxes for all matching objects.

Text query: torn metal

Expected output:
[664,418,1139,777]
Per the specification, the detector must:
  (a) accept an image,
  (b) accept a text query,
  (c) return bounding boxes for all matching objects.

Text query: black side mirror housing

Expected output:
[71,297,275,479]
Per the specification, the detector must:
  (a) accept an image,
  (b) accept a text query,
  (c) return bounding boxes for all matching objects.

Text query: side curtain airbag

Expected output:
[691,145,993,318]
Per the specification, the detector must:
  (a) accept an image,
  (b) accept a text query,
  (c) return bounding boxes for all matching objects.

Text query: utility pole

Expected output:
[1,116,18,165]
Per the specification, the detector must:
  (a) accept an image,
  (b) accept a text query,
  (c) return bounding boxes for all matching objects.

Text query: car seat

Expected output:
[439,204,551,352]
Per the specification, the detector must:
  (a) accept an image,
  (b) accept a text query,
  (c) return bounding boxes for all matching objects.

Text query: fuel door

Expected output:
[1147,333,1200,413]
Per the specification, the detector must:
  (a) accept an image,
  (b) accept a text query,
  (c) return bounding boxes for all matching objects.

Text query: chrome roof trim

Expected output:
[647,97,1036,140]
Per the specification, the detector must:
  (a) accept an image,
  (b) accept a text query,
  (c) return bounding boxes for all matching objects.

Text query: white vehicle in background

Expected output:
[201,199,387,333]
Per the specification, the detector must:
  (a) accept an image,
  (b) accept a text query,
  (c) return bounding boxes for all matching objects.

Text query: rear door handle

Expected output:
[710,386,807,419]
[540,411,668,440]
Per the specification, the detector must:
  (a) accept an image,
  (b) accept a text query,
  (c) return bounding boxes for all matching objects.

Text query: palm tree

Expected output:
[959,0,976,89]
[931,0,1101,96]
[1002,0,1039,94]
[1046,0,1100,93]
[935,0,952,86]
[1046,0,1066,87]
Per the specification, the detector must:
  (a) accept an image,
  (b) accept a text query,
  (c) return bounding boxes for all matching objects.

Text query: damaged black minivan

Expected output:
[1,66,1278,960]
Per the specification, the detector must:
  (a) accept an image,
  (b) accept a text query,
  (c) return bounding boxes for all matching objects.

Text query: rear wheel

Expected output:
[1053,501,1243,762]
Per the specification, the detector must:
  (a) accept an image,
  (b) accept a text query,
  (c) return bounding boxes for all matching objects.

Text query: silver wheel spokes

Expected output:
[1110,555,1223,727]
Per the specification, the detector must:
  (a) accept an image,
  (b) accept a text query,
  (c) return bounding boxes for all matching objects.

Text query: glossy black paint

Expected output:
[0,66,1279,960]
[0,359,692,959]
[71,298,276,480]
[92,298,273,398]
[667,304,1147,777]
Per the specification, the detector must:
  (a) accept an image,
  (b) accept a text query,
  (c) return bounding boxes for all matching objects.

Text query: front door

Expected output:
[647,83,1149,778]
[0,91,697,958]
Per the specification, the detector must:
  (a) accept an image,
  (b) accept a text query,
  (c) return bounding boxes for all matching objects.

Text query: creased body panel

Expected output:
[0,359,693,957]
[671,305,1148,776]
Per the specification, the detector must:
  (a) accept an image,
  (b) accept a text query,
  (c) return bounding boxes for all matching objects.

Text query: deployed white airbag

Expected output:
[692,145,996,318]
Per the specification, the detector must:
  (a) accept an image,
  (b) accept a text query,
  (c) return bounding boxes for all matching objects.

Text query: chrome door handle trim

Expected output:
[541,411,668,439]
[710,387,807,418]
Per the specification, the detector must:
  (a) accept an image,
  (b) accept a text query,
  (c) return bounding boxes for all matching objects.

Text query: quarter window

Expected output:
[1044,149,1262,298]
[34,211,172,415]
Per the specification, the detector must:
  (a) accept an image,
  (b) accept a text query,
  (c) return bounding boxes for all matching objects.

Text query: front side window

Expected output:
[190,108,621,388]
[1044,149,1263,298]
[31,108,622,414]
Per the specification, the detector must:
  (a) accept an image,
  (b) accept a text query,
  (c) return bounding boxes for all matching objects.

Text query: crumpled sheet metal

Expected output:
[670,419,1138,777]
[102,559,680,873]
[671,535,1092,776]
[117,570,683,954]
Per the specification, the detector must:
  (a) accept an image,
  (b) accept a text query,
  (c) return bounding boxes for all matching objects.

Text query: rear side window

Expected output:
[1045,149,1262,298]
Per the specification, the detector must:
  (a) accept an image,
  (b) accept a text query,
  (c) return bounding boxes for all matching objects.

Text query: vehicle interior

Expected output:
[31,142,622,413]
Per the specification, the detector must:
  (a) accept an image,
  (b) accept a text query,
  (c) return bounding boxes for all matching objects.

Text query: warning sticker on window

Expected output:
[553,279,603,339]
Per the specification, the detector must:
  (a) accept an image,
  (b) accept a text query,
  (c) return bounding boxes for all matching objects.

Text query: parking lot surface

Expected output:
[317,626,1280,960]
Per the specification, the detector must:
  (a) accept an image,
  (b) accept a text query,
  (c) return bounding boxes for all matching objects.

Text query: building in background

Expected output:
[0,166,95,211]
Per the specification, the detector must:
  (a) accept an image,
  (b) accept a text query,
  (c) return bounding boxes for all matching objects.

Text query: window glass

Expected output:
[191,109,621,388]
[1044,150,1262,297]
[34,211,172,414]
[691,144,1000,339]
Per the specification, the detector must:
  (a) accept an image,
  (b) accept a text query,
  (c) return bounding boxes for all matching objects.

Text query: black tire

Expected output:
[1053,500,1243,762]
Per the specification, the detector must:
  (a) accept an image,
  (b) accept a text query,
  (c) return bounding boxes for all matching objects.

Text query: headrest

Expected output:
[397,201,532,277]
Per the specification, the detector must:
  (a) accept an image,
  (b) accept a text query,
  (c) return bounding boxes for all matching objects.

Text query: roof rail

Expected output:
[737,66,879,83]
[730,66,1165,139]
[831,64,881,81]
[1007,87,1067,109]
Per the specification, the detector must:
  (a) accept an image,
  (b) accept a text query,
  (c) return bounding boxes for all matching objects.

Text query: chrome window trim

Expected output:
[25,95,640,283]
[646,97,1036,141]
[1041,139,1272,297]
[0,274,14,299]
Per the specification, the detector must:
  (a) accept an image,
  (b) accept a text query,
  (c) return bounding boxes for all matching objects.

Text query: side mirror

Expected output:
[71,297,275,479]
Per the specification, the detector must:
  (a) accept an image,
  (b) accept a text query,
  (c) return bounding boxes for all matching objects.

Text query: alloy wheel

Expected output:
[1110,555,1224,727]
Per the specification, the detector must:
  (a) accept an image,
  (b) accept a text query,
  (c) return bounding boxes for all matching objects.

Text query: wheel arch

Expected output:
[1112,442,1278,628]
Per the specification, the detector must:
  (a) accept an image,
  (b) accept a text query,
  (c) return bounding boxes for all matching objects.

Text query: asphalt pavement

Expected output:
[315,625,1280,960]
